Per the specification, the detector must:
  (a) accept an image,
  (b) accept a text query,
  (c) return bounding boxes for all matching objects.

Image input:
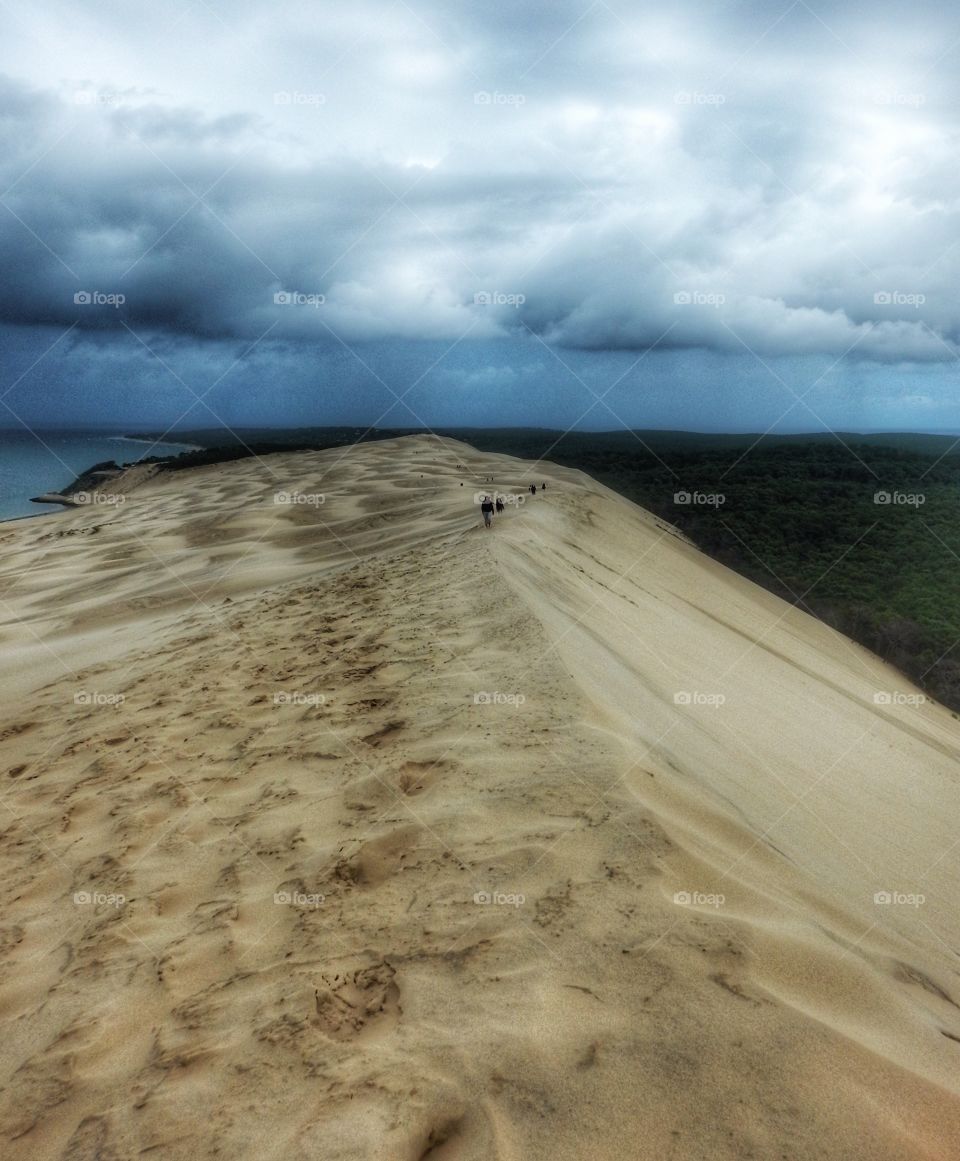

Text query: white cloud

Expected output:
[0,1,958,367]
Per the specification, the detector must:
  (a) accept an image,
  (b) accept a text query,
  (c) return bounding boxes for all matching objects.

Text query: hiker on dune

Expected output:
[480,494,495,528]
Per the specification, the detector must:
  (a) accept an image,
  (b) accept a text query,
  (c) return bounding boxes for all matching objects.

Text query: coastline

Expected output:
[108,435,206,450]
[0,509,56,524]
[0,434,203,524]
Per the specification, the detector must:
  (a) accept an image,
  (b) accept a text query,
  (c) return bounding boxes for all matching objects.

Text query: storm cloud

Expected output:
[1,0,958,428]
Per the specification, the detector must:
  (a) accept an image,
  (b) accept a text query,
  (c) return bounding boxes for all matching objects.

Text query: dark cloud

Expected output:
[0,1,958,429]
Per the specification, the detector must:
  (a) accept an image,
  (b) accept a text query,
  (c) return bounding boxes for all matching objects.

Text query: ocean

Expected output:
[0,430,198,521]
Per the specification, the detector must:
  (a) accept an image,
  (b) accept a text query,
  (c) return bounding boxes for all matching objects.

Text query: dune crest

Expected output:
[0,435,958,1160]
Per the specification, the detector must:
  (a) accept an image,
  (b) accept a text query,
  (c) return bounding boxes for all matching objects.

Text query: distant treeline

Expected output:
[136,443,312,471]
[128,426,960,457]
[129,427,960,714]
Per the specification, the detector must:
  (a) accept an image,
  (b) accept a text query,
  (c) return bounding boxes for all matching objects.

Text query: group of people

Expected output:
[480,480,547,528]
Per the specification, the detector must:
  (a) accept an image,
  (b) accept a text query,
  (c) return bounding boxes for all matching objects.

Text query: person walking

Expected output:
[480,494,495,528]
[495,496,505,514]
[529,483,536,495]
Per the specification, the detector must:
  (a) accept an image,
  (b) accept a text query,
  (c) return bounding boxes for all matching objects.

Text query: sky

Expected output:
[0,0,958,434]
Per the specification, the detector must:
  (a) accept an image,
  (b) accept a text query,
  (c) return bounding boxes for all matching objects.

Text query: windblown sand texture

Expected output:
[0,435,958,1159]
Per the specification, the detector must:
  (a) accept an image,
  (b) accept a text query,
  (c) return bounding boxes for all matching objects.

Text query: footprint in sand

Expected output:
[397,759,446,796]
[312,960,400,1040]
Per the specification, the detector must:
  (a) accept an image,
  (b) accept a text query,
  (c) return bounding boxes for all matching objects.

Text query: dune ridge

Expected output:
[0,434,958,1160]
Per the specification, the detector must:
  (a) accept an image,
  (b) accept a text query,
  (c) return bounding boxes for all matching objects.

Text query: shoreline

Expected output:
[0,434,202,525]
[108,435,206,450]
[0,510,56,525]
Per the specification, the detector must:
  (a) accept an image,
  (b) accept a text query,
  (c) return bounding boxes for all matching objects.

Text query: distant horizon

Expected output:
[6,424,960,437]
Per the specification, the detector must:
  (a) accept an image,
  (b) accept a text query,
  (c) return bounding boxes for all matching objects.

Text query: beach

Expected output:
[1,434,958,1160]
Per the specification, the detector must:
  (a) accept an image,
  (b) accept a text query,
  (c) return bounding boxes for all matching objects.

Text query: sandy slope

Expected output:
[0,434,958,1160]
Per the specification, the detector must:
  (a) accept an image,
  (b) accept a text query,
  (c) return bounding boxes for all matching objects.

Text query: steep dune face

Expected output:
[493,474,960,1147]
[0,435,958,1160]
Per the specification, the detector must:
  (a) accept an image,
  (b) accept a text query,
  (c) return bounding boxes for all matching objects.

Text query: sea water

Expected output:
[0,430,198,521]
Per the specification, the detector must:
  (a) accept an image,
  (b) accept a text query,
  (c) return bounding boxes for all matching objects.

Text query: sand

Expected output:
[0,434,958,1160]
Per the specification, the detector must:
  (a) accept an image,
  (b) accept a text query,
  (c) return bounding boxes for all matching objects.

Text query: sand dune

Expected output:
[0,434,958,1159]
